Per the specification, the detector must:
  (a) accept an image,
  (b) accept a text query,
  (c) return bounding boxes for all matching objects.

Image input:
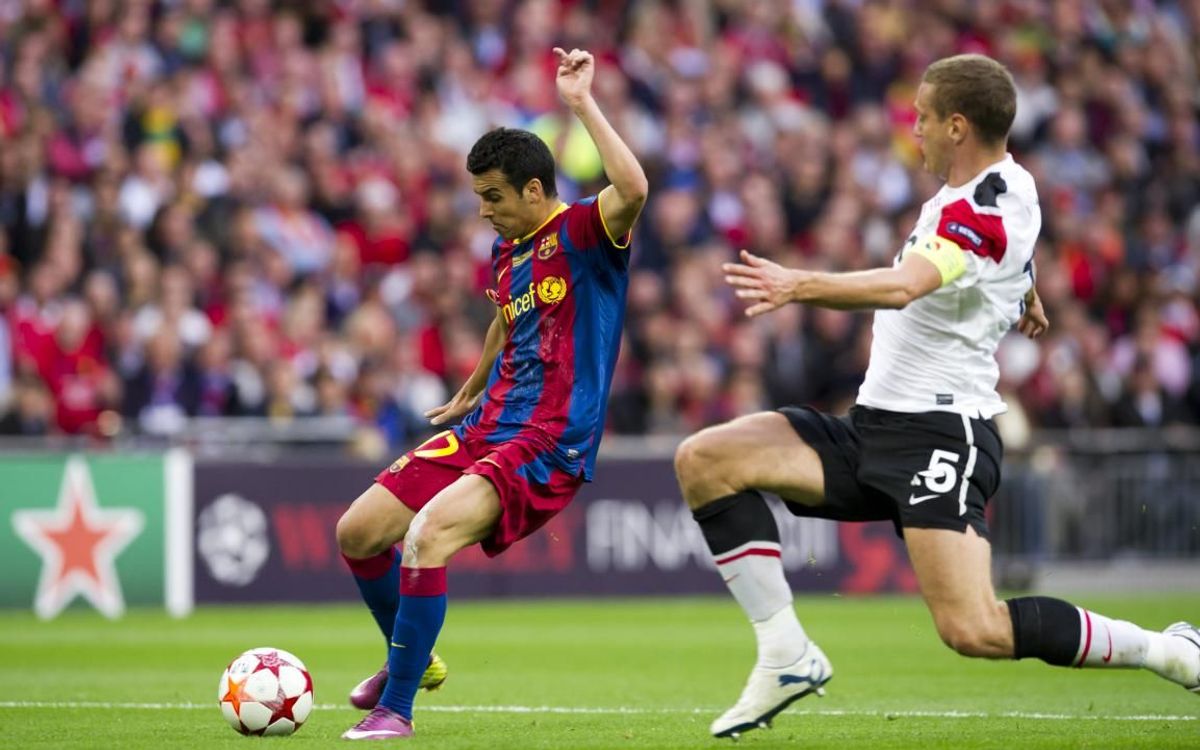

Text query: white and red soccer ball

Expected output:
[218,647,314,736]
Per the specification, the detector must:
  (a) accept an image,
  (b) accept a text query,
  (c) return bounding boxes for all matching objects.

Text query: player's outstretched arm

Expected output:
[553,46,648,243]
[724,249,943,316]
[426,308,508,426]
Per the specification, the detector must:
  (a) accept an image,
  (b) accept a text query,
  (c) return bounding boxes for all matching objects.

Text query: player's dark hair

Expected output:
[922,54,1016,145]
[466,127,558,198]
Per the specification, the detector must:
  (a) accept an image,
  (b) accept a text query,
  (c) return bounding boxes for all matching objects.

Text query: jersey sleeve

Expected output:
[935,198,1007,264]
[563,197,632,258]
[939,184,1037,290]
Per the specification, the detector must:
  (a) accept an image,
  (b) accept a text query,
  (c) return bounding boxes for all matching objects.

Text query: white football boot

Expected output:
[710,641,833,739]
[1162,622,1200,694]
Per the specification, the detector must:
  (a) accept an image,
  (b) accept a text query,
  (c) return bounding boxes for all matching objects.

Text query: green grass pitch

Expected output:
[1,595,1197,748]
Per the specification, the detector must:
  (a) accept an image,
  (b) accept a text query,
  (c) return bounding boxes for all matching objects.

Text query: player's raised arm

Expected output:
[723,245,946,316]
[553,47,648,243]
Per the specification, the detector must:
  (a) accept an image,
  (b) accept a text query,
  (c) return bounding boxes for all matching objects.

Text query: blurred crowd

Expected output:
[1,0,1198,454]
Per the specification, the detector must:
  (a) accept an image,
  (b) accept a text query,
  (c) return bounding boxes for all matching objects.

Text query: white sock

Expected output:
[1144,631,1200,686]
[1073,608,1149,668]
[713,542,808,666]
[752,605,809,668]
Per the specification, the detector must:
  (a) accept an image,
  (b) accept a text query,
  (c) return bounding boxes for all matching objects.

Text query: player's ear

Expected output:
[948,113,968,144]
[522,178,545,203]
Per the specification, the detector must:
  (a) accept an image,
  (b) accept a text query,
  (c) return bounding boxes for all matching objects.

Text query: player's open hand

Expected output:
[553,47,594,108]
[724,250,802,317]
[1018,288,1049,339]
[425,388,483,426]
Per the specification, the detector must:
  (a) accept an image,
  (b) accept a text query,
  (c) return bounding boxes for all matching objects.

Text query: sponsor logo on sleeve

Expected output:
[945,222,984,248]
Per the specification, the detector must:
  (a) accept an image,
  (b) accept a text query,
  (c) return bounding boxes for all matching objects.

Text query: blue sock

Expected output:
[380,566,447,719]
[342,548,401,642]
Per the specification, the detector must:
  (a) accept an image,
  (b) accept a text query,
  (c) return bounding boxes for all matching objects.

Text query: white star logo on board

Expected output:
[11,456,144,619]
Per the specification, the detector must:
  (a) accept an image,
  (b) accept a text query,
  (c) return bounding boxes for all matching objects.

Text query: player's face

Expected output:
[913,83,951,180]
[473,169,538,241]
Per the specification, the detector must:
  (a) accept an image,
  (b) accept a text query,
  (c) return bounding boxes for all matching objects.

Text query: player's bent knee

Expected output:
[336,497,399,558]
[673,432,705,479]
[675,429,737,494]
[335,510,376,558]
[401,508,457,565]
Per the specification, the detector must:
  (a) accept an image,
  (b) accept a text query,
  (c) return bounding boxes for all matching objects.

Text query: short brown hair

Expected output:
[922,54,1016,145]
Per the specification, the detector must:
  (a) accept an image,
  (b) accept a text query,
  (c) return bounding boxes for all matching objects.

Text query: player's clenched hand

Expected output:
[724,249,802,317]
[1018,288,1049,339]
[425,389,483,426]
[553,47,594,108]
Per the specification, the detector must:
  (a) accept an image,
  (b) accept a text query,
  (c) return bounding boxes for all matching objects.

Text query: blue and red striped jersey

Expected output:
[455,197,631,482]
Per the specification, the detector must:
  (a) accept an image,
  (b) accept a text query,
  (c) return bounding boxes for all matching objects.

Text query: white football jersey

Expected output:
[857,154,1040,418]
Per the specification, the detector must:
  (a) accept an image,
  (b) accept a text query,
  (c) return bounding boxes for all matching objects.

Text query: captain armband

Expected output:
[909,234,968,286]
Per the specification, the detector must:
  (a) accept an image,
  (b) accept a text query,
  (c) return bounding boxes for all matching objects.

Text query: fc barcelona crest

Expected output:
[537,234,559,260]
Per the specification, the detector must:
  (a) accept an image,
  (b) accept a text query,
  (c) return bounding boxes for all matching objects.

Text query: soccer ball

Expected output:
[218,647,314,736]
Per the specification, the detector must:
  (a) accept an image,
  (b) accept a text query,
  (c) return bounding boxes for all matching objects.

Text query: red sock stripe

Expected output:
[401,566,447,597]
[342,547,396,580]
[1076,609,1093,667]
[714,547,782,567]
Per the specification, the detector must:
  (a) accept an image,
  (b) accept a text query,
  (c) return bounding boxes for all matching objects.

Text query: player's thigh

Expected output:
[677,411,825,504]
[904,526,1009,651]
[340,430,474,556]
[336,483,418,557]
[404,474,502,565]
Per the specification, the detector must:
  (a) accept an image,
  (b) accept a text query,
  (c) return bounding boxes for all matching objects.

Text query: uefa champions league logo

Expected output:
[197,494,271,586]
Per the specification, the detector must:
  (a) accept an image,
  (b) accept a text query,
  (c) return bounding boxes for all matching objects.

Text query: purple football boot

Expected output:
[342,706,414,740]
[350,652,447,710]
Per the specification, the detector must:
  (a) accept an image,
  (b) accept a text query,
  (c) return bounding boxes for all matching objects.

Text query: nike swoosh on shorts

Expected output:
[908,494,939,505]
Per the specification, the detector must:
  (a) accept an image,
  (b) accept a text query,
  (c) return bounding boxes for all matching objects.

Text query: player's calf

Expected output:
[931,602,1014,659]
[1007,596,1151,667]
[688,480,826,741]
[1008,597,1200,692]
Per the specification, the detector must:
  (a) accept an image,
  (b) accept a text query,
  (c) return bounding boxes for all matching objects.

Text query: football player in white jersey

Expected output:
[674,54,1199,740]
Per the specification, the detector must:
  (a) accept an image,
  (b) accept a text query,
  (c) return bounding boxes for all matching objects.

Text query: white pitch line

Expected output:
[0,701,1194,721]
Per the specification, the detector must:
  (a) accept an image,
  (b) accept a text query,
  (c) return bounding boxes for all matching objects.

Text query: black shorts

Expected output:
[779,405,1002,539]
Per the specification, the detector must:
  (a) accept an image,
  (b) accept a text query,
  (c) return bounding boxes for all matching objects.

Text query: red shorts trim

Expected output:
[373,430,582,557]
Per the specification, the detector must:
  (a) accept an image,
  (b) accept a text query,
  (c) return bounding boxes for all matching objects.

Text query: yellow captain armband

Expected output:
[909,234,968,286]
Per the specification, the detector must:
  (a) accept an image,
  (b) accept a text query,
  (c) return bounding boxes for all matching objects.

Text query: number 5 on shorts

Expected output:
[915,449,960,493]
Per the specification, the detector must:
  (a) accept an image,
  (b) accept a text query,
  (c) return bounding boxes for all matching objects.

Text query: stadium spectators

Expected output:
[0,1,1197,454]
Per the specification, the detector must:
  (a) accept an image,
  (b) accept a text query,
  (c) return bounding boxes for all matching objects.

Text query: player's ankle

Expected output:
[753,607,810,667]
[1144,631,1197,685]
[1144,632,1168,674]
[756,646,808,669]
